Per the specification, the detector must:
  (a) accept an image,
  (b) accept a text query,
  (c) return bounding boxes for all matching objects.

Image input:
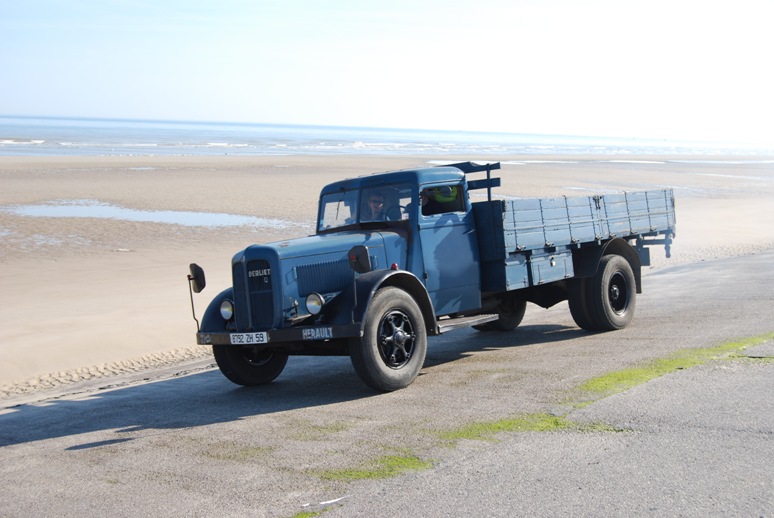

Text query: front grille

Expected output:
[297,258,352,296]
[233,259,274,331]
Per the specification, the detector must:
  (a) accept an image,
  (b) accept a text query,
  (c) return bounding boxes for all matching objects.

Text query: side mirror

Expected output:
[348,245,371,274]
[188,263,206,293]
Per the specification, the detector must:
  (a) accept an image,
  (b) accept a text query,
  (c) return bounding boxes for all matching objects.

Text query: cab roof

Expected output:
[320,166,466,196]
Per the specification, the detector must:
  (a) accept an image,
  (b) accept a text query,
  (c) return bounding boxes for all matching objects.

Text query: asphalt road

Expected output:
[1,251,773,517]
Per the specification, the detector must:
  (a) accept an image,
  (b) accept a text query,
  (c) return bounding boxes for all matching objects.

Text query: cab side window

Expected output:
[421,185,465,216]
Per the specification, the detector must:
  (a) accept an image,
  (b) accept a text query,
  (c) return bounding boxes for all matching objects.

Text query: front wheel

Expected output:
[213,345,288,386]
[349,287,427,391]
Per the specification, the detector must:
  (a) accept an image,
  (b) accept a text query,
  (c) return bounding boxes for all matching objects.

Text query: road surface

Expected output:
[1,251,773,517]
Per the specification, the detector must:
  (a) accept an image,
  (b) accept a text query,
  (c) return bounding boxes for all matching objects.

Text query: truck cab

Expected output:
[317,165,482,316]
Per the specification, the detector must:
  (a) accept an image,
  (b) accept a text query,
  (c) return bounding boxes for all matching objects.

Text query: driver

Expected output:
[365,191,386,221]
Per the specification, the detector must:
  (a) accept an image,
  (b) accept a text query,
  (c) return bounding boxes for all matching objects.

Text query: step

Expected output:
[437,313,498,334]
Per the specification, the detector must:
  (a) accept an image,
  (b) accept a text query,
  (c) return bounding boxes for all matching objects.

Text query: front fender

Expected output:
[322,269,438,335]
[200,288,234,333]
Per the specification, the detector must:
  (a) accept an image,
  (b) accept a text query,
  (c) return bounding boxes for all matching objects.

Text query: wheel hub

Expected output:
[608,272,628,313]
[378,311,415,369]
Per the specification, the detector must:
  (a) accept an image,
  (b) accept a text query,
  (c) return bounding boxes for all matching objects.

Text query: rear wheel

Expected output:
[349,287,427,391]
[587,255,636,330]
[474,299,527,332]
[568,277,596,330]
[213,345,288,386]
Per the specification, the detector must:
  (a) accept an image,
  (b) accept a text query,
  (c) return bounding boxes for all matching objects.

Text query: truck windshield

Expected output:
[318,183,414,232]
[318,189,359,231]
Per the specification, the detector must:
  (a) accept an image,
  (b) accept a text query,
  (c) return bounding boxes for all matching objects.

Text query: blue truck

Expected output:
[188,161,676,391]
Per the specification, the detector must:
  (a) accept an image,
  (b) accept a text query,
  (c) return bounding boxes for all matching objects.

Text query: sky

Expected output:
[1,0,773,144]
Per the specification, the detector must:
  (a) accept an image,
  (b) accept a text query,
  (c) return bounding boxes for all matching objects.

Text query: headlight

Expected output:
[305,293,324,315]
[220,299,234,320]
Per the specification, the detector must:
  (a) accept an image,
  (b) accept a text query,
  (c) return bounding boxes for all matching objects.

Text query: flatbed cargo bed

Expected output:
[473,189,676,291]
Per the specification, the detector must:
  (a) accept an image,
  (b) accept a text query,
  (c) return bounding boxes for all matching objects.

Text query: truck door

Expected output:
[417,183,481,316]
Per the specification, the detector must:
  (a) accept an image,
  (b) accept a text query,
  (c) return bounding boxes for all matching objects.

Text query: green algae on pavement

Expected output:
[578,332,774,400]
[318,452,432,481]
[438,413,624,443]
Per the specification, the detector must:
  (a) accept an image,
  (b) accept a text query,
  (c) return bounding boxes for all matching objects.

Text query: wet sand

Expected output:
[1,154,773,398]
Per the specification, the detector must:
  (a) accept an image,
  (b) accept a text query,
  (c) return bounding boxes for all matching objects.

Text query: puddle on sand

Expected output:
[0,199,302,229]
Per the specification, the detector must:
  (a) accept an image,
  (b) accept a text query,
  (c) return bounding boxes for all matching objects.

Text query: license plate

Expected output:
[229,332,268,345]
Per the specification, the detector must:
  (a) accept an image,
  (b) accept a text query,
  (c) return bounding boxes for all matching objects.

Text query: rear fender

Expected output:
[572,238,642,293]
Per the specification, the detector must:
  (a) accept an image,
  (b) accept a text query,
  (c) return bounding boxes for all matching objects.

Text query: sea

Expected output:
[2,115,772,158]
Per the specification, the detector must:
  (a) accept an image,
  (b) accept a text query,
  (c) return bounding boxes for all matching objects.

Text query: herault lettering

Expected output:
[248,268,271,277]
[302,327,333,340]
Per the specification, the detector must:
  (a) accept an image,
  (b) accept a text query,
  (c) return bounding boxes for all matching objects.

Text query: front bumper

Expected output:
[197,323,362,346]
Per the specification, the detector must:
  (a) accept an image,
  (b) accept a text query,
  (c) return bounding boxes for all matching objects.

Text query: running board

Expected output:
[437,313,498,334]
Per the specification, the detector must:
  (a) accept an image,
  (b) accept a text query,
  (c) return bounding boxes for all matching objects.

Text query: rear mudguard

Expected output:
[572,238,642,293]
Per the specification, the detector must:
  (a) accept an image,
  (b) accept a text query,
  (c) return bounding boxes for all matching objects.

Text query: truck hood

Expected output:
[238,230,390,263]
[229,230,408,326]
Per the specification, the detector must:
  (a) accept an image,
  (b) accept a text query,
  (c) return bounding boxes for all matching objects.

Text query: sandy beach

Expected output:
[1,154,773,398]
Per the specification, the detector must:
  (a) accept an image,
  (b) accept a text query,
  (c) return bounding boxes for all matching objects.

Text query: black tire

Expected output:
[474,299,527,332]
[587,255,636,331]
[568,277,596,331]
[213,345,288,386]
[492,299,528,331]
[349,287,427,391]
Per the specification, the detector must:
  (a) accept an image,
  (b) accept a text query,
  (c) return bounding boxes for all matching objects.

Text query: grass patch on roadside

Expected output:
[318,452,432,481]
[315,332,773,484]
[440,333,774,444]
[439,413,572,442]
[577,332,774,401]
[439,413,624,443]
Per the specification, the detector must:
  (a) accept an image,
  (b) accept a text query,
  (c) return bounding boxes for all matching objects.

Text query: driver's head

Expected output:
[369,194,384,210]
